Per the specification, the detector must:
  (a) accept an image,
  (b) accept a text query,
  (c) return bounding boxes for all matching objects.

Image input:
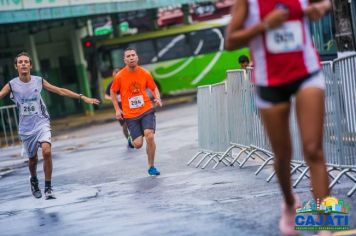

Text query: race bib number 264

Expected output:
[22,102,38,115]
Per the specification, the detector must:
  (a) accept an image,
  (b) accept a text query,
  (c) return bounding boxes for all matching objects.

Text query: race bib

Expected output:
[21,101,39,115]
[129,95,144,109]
[266,21,303,53]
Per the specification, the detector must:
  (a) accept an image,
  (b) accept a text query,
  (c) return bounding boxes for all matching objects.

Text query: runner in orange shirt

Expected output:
[110,48,162,176]
[104,68,134,148]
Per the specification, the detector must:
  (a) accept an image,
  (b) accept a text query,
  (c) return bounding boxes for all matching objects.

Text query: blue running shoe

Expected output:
[127,135,134,148]
[148,166,160,176]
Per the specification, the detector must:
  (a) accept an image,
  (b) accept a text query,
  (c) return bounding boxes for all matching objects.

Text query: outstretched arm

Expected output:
[0,84,10,100]
[42,79,100,105]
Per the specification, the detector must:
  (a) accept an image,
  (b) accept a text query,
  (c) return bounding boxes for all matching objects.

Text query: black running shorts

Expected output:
[125,109,156,140]
[256,70,321,104]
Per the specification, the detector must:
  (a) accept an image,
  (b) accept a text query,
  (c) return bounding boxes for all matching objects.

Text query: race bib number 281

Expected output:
[266,21,303,53]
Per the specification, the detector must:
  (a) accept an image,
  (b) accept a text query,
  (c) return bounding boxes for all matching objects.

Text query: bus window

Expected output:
[99,50,113,78]
[189,28,224,55]
[310,13,337,60]
[219,26,226,36]
[111,48,125,70]
[155,34,191,62]
[127,40,156,65]
[321,15,336,53]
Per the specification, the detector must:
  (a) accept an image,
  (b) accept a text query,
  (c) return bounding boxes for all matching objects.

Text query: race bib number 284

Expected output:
[129,95,144,109]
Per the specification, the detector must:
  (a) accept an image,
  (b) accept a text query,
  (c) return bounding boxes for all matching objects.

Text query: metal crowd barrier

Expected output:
[327,54,356,197]
[212,69,254,168]
[0,104,20,147]
[190,54,356,197]
[218,69,272,169]
[290,61,346,189]
[187,82,231,168]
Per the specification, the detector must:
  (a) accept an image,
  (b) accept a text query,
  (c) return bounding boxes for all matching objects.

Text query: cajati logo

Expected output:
[295,196,351,231]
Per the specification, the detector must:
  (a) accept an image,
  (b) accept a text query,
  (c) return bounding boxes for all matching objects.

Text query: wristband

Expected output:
[79,94,83,102]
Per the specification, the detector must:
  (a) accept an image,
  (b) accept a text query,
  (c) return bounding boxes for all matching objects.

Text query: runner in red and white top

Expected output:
[244,0,321,86]
[225,1,331,236]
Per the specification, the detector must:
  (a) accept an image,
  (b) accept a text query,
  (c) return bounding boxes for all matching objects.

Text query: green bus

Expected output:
[94,17,249,102]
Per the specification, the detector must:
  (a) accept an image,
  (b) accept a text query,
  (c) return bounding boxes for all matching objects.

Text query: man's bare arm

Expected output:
[43,79,100,105]
[0,84,10,100]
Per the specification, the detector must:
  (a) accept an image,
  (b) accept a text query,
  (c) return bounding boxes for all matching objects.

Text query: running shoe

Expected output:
[279,194,301,236]
[127,135,134,148]
[44,187,56,200]
[148,166,160,176]
[30,176,42,199]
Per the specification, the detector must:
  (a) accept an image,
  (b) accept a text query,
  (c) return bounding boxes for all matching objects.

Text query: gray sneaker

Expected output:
[30,177,42,199]
[44,187,56,200]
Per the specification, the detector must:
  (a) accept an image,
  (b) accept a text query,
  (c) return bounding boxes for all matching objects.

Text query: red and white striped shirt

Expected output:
[244,0,321,86]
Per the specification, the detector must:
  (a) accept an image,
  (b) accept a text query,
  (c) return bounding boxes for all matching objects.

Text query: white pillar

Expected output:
[70,27,94,114]
[70,28,87,66]
[87,19,93,37]
[25,34,40,71]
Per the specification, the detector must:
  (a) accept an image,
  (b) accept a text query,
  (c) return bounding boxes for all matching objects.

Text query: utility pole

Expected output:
[331,0,356,52]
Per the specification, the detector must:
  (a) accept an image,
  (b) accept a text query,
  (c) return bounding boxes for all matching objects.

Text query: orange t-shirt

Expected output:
[111,66,157,119]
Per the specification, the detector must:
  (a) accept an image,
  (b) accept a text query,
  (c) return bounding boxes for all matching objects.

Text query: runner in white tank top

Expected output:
[225,1,331,235]
[0,52,100,200]
[9,75,50,137]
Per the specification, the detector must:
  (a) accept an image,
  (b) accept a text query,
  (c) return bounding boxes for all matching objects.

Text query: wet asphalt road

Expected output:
[0,102,355,236]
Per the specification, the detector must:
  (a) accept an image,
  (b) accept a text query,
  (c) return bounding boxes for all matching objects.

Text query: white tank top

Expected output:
[9,76,50,135]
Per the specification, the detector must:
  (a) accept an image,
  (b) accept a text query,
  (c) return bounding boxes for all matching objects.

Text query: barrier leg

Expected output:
[201,154,219,169]
[238,148,258,168]
[266,171,276,183]
[255,157,274,175]
[187,151,204,166]
[291,163,305,175]
[326,167,341,184]
[347,184,356,197]
[229,148,249,167]
[293,166,310,188]
[195,153,212,168]
[221,156,232,166]
[329,168,350,190]
[266,163,302,183]
[345,172,356,182]
[212,145,235,169]
[253,151,268,162]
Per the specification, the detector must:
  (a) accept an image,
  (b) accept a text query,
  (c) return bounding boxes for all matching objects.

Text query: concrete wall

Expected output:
[0,22,93,117]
